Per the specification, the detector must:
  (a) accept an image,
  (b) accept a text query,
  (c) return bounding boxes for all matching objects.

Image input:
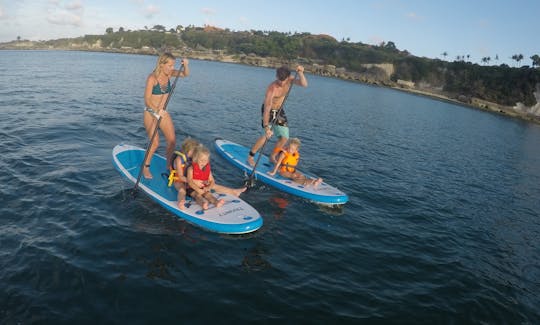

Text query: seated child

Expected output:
[169,137,200,210]
[268,137,323,187]
[187,144,246,210]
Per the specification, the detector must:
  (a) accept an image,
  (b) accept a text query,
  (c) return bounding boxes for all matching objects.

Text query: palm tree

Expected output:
[512,54,524,67]
[517,54,524,66]
[531,54,540,68]
[441,51,448,60]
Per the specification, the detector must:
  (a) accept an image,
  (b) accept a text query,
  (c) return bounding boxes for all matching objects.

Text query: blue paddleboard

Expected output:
[112,144,263,234]
[214,139,349,205]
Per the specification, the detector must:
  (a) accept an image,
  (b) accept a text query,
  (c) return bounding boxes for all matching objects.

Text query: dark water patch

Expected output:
[1,51,539,323]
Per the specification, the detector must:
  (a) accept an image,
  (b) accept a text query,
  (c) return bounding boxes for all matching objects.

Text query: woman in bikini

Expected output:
[143,52,190,179]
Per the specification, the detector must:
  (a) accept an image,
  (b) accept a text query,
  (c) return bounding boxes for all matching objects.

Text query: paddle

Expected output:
[132,61,184,195]
[244,71,298,188]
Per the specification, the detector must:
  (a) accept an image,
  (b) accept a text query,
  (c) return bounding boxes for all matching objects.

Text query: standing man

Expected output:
[247,65,308,166]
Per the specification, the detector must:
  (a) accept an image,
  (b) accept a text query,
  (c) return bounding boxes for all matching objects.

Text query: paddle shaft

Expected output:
[133,62,184,193]
[247,72,298,184]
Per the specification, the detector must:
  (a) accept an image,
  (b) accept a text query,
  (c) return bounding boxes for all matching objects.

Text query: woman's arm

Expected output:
[144,74,157,109]
[173,59,190,77]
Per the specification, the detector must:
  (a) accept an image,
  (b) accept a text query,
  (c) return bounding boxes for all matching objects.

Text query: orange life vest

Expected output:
[279,150,299,173]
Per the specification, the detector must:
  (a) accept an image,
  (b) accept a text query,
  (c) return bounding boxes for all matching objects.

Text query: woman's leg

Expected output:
[159,112,176,168]
[143,111,160,179]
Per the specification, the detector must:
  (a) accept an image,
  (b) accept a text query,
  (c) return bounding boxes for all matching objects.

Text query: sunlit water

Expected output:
[1,51,539,323]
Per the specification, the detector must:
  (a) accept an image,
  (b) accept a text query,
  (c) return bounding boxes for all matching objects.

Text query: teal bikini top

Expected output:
[152,79,172,95]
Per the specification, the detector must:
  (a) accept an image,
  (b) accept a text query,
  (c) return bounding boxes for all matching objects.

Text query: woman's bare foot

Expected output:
[143,165,153,179]
[216,199,225,208]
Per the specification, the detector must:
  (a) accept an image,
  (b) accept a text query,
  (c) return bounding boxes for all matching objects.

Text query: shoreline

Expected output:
[2,45,539,125]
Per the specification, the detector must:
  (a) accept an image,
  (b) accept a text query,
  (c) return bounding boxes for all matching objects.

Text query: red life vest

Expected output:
[192,162,211,182]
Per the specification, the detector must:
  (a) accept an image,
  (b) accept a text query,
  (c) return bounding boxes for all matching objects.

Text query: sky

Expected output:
[1,0,539,66]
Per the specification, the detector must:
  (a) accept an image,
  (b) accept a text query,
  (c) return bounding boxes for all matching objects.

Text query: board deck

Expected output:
[214,139,348,205]
[112,144,263,234]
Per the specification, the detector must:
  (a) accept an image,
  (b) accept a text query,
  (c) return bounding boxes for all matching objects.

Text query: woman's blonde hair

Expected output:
[153,52,175,78]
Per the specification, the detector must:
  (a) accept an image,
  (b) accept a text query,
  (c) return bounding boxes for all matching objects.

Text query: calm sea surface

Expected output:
[1,51,539,323]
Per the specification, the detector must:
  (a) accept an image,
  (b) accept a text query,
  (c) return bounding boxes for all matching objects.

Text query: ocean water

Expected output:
[1,50,539,323]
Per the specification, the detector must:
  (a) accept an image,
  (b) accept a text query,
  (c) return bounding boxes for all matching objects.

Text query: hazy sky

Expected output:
[1,0,539,65]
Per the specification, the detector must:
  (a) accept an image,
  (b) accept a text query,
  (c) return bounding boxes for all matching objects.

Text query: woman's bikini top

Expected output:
[152,79,172,95]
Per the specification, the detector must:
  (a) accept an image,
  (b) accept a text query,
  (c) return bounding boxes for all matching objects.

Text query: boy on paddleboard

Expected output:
[268,138,322,188]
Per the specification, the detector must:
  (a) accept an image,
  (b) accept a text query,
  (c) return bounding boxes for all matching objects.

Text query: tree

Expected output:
[119,27,125,32]
[385,41,397,51]
[530,54,540,68]
[441,51,448,60]
[17,36,21,41]
[105,27,113,34]
[512,54,524,67]
[153,25,166,32]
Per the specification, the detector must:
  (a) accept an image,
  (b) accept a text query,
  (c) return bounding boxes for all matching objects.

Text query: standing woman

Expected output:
[143,53,189,179]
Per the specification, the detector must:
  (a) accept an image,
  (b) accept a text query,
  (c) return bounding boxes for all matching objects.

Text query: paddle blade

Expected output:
[244,177,257,189]
[243,170,257,189]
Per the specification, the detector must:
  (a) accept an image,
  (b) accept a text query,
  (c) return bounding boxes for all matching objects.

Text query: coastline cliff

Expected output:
[2,36,539,125]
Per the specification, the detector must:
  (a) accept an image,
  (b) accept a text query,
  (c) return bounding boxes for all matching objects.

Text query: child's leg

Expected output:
[203,192,225,208]
[176,185,187,209]
[192,192,209,210]
[281,170,307,185]
[211,183,246,197]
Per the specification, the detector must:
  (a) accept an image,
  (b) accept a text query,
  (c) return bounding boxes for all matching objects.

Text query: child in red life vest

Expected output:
[187,144,246,210]
[170,137,199,210]
[268,137,323,188]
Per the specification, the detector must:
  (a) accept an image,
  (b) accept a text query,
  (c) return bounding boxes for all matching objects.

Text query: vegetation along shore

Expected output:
[3,24,540,124]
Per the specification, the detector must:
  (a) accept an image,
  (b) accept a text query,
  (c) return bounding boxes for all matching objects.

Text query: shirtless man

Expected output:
[247,65,308,166]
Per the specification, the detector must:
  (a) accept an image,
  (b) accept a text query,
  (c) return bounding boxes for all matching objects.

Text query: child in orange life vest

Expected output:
[187,145,246,210]
[268,138,323,188]
[169,137,199,210]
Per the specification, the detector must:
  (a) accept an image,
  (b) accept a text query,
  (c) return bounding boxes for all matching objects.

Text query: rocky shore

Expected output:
[2,40,539,124]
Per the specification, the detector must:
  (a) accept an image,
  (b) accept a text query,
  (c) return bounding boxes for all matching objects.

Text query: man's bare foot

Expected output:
[143,165,153,179]
[247,155,255,166]
[177,199,186,210]
[216,199,225,208]
[232,187,247,197]
[313,178,323,188]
